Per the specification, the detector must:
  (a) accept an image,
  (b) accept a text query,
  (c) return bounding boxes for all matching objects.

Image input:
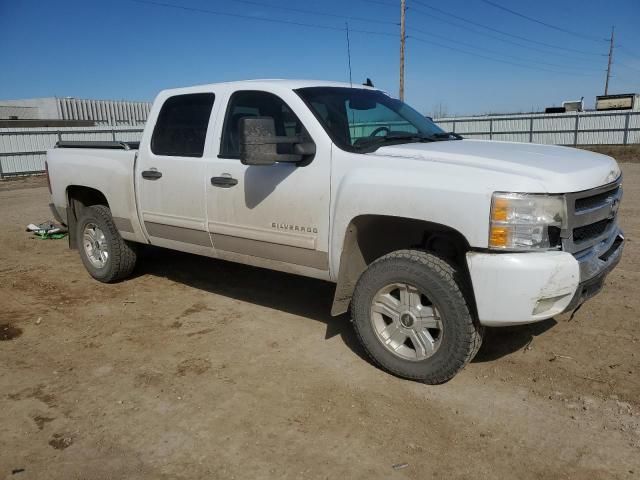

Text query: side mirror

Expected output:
[239,117,308,166]
[294,142,316,156]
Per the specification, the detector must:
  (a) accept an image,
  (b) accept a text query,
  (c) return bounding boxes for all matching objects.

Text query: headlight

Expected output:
[489,193,566,250]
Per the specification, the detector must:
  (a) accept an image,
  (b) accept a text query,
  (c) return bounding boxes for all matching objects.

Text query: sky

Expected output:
[1,0,639,116]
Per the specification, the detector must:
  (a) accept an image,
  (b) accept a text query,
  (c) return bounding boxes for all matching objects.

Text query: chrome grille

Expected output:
[562,177,622,254]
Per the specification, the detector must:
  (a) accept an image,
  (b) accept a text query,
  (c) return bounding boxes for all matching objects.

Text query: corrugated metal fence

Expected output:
[57,98,151,125]
[0,126,143,178]
[434,110,640,145]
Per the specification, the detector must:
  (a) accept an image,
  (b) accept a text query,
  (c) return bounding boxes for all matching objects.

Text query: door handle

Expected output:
[211,176,238,188]
[141,170,162,180]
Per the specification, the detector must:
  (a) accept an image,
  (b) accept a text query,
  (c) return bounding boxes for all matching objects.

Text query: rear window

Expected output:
[151,93,215,157]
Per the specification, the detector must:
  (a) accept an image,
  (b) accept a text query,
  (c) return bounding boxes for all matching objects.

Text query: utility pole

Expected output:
[604,26,615,95]
[399,0,406,101]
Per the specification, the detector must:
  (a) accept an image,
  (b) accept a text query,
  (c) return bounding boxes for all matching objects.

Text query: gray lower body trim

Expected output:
[113,217,134,233]
[142,222,328,270]
[212,233,328,270]
[145,222,212,247]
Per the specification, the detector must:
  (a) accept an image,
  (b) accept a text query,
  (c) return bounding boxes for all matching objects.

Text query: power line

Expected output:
[617,61,640,73]
[130,0,397,37]
[410,0,606,57]
[409,35,601,77]
[618,46,640,61]
[408,9,600,63]
[227,0,398,26]
[408,26,603,72]
[130,0,609,86]
[357,0,398,7]
[478,0,605,43]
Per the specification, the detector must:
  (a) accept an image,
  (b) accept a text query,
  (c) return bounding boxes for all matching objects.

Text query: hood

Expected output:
[371,139,620,193]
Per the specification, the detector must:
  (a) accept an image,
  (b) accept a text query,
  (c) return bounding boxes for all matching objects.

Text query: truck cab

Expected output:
[47,80,624,383]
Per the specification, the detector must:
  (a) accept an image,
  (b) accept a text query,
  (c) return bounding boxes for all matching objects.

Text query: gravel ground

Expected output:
[1,166,639,479]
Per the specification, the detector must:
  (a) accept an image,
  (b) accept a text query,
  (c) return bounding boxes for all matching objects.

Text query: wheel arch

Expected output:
[331,214,475,317]
[66,185,110,249]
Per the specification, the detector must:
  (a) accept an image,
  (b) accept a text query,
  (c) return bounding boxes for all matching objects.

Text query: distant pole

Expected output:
[345,22,353,88]
[604,26,615,95]
[399,0,406,101]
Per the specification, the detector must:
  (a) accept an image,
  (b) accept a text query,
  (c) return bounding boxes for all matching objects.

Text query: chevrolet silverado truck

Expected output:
[46,80,624,384]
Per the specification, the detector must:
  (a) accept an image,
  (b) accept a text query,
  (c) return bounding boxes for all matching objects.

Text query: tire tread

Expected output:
[351,249,482,384]
[77,205,137,283]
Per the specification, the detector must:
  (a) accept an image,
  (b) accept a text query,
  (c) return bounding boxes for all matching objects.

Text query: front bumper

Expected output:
[564,230,624,312]
[466,229,624,326]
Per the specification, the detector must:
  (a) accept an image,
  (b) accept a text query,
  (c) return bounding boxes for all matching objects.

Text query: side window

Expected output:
[220,91,309,158]
[151,93,215,157]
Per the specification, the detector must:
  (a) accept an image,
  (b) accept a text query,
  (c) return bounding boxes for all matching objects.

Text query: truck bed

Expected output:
[47,144,144,244]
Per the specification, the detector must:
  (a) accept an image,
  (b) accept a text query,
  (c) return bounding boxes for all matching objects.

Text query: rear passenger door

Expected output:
[136,92,217,254]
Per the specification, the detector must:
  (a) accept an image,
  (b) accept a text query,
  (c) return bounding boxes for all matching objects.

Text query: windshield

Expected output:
[296,87,451,152]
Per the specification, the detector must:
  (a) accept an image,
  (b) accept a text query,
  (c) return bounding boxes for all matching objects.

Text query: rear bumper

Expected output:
[466,230,623,326]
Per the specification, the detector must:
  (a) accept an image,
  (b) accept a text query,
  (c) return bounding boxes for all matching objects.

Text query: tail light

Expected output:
[45,160,52,193]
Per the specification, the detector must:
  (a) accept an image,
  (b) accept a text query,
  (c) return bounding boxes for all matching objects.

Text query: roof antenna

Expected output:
[345,22,353,88]
[364,78,374,87]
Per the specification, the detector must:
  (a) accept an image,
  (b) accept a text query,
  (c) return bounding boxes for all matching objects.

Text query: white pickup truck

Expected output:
[47,80,624,383]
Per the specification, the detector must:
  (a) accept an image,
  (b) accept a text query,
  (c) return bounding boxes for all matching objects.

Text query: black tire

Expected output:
[351,250,483,384]
[76,205,137,283]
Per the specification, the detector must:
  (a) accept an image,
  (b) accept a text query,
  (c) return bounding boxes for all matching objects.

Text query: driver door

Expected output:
[205,89,331,277]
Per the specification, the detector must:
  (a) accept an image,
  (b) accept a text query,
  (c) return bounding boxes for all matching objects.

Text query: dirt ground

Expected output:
[578,145,640,163]
[1,166,639,480]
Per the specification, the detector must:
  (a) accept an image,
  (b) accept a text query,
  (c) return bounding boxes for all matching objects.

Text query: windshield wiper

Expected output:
[425,132,463,141]
[353,133,433,151]
[354,131,464,152]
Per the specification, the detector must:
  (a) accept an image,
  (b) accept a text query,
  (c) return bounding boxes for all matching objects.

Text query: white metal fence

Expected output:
[434,110,640,146]
[0,126,144,178]
[1,110,639,178]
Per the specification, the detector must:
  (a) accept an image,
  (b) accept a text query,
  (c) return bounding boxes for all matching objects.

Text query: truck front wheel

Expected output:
[351,250,483,384]
[76,205,137,283]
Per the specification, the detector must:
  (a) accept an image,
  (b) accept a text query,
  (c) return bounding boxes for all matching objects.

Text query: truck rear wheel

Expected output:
[351,250,483,384]
[76,205,137,283]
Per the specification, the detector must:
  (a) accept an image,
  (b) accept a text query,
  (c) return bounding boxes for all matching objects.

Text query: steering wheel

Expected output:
[370,126,391,137]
